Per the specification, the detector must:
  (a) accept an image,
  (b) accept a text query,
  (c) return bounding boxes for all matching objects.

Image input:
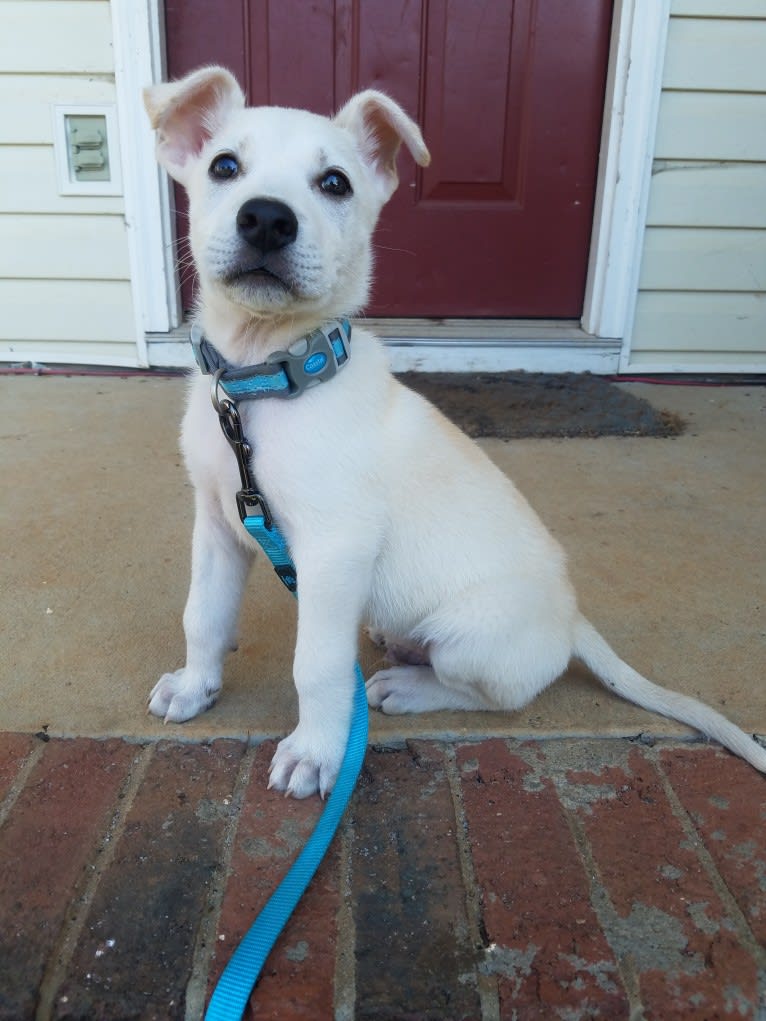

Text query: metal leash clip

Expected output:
[211,369,273,528]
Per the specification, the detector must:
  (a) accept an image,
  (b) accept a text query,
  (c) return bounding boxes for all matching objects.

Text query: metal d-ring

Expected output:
[210,367,228,416]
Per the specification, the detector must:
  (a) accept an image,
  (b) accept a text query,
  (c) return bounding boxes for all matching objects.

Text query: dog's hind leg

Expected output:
[367,579,575,716]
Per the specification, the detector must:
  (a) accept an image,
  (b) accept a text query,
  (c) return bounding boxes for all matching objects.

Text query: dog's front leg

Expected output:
[148,493,253,723]
[268,545,371,799]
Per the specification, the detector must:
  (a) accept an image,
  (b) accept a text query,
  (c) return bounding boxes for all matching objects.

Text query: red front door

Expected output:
[165,1,612,318]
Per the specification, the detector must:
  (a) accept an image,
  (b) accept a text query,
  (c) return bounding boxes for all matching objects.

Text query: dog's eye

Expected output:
[319,169,352,197]
[209,153,240,181]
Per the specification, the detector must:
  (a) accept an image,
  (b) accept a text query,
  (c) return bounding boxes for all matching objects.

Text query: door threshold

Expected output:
[146,319,621,374]
[365,317,585,340]
[365,318,620,373]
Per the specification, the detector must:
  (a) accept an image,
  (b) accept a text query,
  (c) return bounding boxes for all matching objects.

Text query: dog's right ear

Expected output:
[143,66,245,185]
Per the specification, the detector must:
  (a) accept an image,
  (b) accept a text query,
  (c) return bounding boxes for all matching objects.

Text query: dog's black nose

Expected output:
[236,198,298,253]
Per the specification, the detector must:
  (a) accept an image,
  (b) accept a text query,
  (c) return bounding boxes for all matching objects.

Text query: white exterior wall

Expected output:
[0,0,141,367]
[626,0,766,371]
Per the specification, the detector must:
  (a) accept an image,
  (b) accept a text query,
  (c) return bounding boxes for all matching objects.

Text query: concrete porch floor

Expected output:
[2,375,764,745]
[1,374,765,1019]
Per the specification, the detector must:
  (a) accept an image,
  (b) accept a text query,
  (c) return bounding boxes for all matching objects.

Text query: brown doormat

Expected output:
[396,372,685,439]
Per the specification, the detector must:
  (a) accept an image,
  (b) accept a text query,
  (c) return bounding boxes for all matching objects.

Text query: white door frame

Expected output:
[112,0,669,372]
[111,0,180,366]
[581,0,670,355]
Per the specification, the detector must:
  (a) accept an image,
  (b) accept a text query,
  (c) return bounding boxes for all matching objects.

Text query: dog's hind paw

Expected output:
[268,727,343,799]
[367,665,487,714]
[147,668,220,723]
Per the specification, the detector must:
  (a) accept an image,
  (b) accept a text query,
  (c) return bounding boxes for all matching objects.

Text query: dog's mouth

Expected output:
[224,264,291,290]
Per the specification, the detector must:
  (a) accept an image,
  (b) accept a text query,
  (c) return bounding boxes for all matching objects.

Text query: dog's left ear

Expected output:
[335,91,430,203]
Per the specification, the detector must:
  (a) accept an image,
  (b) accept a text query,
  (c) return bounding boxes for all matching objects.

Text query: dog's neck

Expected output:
[197,288,353,369]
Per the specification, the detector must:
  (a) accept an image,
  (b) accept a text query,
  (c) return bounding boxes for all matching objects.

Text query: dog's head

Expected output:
[144,66,430,329]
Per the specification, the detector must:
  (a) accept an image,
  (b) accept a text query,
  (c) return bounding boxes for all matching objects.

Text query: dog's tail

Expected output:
[573,616,766,773]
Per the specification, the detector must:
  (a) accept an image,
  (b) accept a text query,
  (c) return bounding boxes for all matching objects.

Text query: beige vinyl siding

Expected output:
[662,16,766,92]
[0,0,140,367]
[639,228,766,292]
[0,148,124,216]
[629,1,766,371]
[0,1,115,74]
[671,0,766,16]
[1,279,136,344]
[0,216,131,280]
[646,163,766,228]
[0,76,118,145]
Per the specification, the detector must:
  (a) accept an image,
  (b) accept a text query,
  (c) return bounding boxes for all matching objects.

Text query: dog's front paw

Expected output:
[268,726,344,800]
[147,668,220,723]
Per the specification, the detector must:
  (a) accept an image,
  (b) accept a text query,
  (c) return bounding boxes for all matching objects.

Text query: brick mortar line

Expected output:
[0,739,46,831]
[443,745,501,1021]
[332,813,357,1021]
[184,743,257,1021]
[648,746,766,973]
[553,786,646,1021]
[34,743,156,1021]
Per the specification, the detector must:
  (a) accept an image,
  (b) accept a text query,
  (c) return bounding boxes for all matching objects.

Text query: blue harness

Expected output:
[192,319,368,1020]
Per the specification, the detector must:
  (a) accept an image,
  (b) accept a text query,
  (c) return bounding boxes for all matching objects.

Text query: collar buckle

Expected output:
[267,321,350,398]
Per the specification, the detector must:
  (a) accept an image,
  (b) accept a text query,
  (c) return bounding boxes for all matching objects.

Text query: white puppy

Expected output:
[143,67,766,798]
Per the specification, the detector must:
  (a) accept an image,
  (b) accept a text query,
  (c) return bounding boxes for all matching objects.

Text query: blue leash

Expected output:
[204,402,368,1018]
[205,656,367,1020]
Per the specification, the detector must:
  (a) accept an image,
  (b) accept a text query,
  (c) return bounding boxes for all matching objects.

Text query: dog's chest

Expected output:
[183,374,353,535]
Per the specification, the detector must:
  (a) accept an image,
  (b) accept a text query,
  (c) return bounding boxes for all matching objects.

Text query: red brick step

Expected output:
[0,733,763,1020]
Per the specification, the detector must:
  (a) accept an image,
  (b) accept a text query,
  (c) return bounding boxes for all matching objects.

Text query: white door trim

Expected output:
[111,0,180,364]
[121,0,669,372]
[581,0,670,348]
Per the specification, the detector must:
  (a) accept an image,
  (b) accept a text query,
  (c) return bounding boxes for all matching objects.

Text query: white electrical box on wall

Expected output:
[52,104,123,196]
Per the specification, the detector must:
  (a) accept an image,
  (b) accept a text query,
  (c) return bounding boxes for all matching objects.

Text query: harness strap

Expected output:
[242,514,297,592]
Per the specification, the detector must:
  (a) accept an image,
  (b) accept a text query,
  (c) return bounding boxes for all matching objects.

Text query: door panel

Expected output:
[165,0,612,318]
